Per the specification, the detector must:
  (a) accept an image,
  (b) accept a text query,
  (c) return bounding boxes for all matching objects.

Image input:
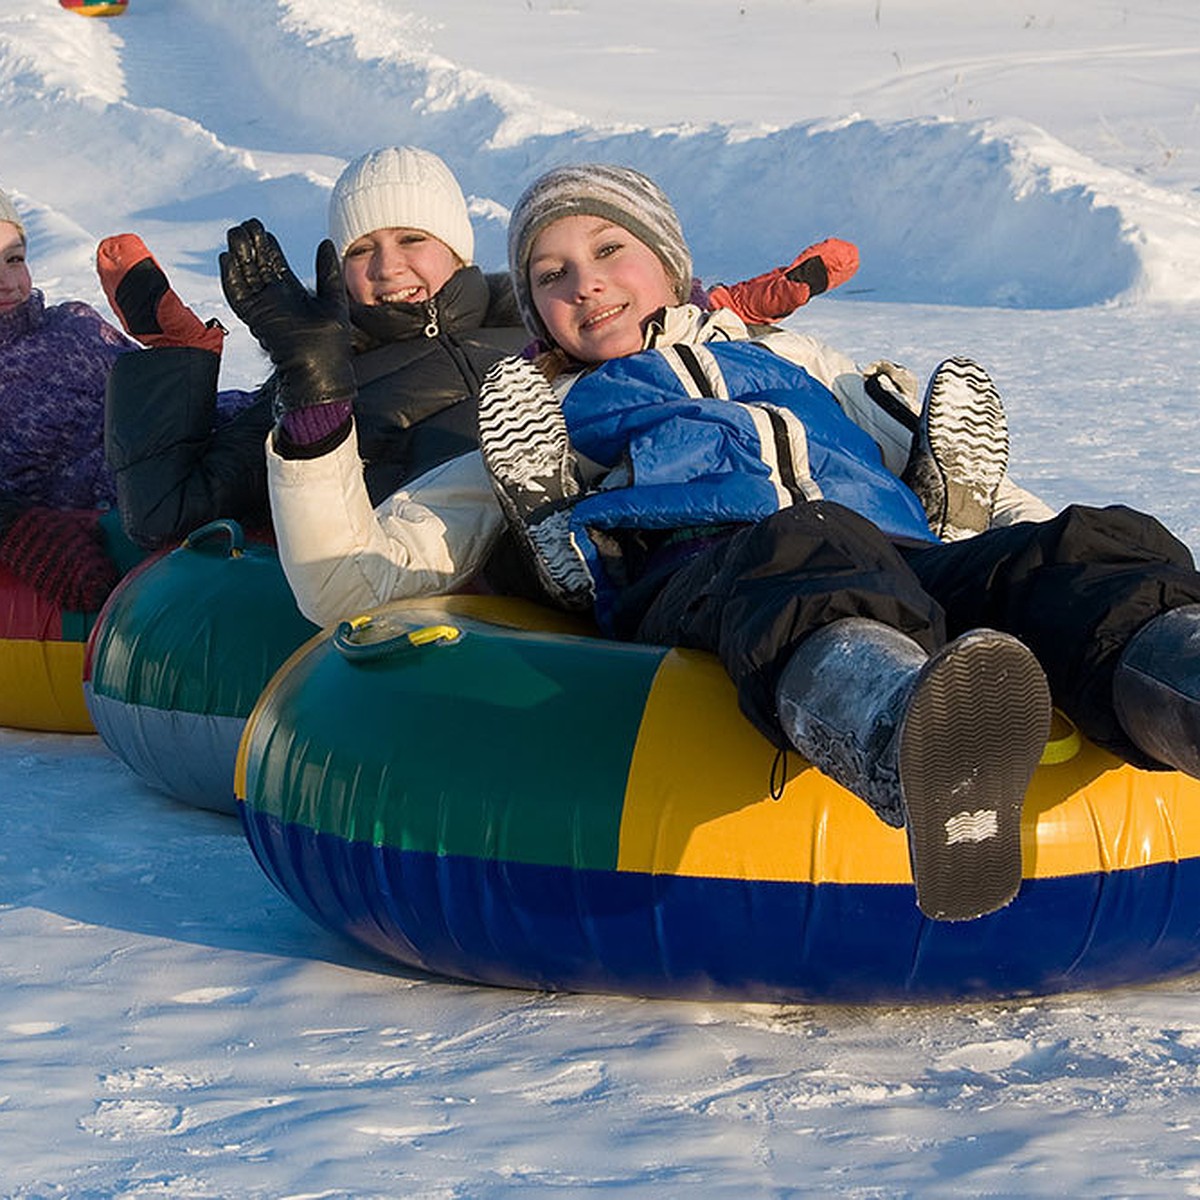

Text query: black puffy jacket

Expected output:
[105,266,527,549]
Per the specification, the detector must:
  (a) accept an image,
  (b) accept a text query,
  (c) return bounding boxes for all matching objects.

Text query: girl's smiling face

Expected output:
[0,222,31,314]
[528,214,678,363]
[341,226,461,307]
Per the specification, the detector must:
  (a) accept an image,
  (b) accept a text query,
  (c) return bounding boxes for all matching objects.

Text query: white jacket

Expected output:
[268,435,502,626]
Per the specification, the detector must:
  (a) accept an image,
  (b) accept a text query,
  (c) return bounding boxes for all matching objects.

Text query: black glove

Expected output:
[219,218,355,414]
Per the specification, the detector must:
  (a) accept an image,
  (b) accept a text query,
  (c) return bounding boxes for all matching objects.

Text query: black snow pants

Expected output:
[623,501,1200,765]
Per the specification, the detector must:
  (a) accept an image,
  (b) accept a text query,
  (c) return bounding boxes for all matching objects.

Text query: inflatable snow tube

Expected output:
[85,519,319,815]
[0,564,100,732]
[236,594,1200,1003]
[59,1,129,16]
[0,510,144,733]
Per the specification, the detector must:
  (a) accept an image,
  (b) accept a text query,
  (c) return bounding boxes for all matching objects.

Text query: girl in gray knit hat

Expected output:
[478,162,1200,925]
[259,161,1200,928]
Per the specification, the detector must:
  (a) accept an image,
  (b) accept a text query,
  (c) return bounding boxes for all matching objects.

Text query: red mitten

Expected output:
[708,237,860,324]
[0,507,120,612]
[97,234,226,354]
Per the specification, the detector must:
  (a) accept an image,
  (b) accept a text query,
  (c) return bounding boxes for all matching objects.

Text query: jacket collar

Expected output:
[348,265,491,351]
[641,303,750,350]
[549,304,753,397]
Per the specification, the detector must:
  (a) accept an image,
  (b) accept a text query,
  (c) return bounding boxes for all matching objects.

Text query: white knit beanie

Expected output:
[507,163,693,344]
[0,188,25,241]
[327,146,474,265]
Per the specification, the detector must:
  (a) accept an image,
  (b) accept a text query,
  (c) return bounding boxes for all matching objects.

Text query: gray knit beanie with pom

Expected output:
[507,163,693,343]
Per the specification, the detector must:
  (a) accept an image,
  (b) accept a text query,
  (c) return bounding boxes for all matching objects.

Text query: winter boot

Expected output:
[478,356,593,610]
[776,618,1051,921]
[902,357,1009,542]
[97,234,226,354]
[1112,604,1200,778]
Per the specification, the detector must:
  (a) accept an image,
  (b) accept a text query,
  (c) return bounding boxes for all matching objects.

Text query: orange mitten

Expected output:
[97,234,225,354]
[708,237,859,324]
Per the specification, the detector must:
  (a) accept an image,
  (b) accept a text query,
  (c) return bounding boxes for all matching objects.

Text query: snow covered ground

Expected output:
[3,0,1200,1194]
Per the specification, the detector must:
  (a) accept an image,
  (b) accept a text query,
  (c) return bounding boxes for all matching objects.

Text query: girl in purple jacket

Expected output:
[0,187,135,611]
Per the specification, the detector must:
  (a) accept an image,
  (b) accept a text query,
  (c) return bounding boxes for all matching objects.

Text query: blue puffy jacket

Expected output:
[558,336,936,623]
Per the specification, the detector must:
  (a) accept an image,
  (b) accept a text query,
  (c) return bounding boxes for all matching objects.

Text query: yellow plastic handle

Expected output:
[1040,710,1083,765]
[333,615,463,661]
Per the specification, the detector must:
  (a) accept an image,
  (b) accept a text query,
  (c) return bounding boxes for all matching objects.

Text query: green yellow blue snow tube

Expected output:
[236,593,1200,1002]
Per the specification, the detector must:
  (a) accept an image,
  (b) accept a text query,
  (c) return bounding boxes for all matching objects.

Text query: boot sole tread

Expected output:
[923,357,1010,541]
[899,630,1051,921]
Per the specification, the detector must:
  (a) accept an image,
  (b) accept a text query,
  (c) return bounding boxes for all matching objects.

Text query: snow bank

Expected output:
[2,0,1199,320]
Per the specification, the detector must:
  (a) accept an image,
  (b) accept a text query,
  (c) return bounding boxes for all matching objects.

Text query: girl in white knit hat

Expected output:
[98,146,529,551]
[327,145,475,309]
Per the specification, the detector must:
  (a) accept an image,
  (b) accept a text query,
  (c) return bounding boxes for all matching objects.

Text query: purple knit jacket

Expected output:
[0,289,133,509]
